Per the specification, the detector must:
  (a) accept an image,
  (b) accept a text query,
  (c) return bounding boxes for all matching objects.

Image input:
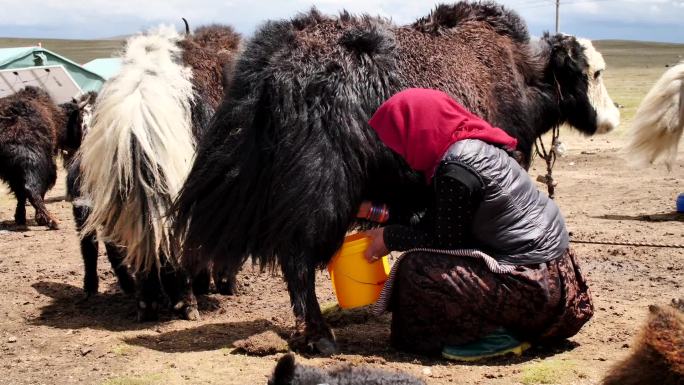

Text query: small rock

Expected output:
[8,336,17,343]
[622,343,630,349]
[422,367,432,376]
[80,347,93,356]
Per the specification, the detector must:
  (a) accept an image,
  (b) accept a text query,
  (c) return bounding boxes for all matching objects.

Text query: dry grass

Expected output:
[0,37,124,64]
[594,40,684,132]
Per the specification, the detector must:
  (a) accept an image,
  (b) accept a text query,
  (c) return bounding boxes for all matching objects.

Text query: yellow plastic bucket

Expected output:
[327,233,390,309]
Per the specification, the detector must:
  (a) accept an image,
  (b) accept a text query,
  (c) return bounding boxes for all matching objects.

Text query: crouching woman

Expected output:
[364,88,594,361]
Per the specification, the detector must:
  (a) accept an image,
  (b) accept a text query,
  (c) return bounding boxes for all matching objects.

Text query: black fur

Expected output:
[413,1,529,43]
[173,2,601,353]
[268,354,425,385]
[66,157,135,296]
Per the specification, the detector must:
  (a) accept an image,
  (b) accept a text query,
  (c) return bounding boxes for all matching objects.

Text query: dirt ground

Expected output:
[1,130,682,385]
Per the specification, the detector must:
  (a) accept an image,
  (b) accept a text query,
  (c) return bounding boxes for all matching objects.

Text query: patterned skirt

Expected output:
[388,248,594,355]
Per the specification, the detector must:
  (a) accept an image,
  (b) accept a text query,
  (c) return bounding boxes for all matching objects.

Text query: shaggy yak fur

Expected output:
[268,354,426,385]
[0,86,94,230]
[173,1,617,353]
[602,299,684,385]
[75,24,240,317]
[628,61,684,170]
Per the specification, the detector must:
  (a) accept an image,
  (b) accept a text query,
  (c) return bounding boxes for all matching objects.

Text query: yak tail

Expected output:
[79,26,195,273]
[627,62,684,170]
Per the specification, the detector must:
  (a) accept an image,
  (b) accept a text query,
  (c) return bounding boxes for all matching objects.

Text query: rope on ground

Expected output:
[570,239,684,249]
[534,125,561,199]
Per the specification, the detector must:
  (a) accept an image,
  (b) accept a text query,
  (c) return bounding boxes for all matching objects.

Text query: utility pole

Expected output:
[555,0,560,33]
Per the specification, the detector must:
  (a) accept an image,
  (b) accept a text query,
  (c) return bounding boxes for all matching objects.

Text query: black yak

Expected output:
[0,86,94,230]
[602,300,683,385]
[173,1,619,354]
[76,25,240,317]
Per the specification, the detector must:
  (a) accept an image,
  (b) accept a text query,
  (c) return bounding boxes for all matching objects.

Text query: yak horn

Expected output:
[182,18,190,35]
[77,98,89,109]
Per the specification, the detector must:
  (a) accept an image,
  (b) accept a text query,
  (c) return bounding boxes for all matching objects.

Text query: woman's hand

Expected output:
[364,228,389,263]
[356,201,372,219]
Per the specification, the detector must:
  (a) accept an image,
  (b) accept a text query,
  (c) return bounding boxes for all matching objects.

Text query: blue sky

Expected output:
[1,0,683,43]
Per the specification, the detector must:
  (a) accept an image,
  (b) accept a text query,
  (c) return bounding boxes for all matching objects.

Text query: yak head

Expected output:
[59,91,97,165]
[541,33,620,135]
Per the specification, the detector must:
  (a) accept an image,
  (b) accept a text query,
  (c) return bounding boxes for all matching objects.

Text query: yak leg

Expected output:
[25,180,59,230]
[13,189,27,227]
[192,268,211,295]
[136,269,162,322]
[159,258,199,321]
[104,242,135,295]
[215,260,242,295]
[81,231,100,296]
[282,254,337,356]
[72,203,100,296]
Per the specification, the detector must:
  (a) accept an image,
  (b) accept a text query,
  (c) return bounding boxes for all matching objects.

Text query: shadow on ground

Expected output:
[30,281,220,332]
[332,318,580,366]
[0,219,29,231]
[125,319,287,353]
[594,211,683,222]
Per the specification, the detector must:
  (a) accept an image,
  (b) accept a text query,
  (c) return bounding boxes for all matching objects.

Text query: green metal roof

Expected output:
[0,46,106,92]
[83,58,122,80]
[0,47,37,64]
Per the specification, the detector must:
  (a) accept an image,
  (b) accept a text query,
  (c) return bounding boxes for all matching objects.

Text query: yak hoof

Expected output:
[310,336,338,356]
[216,277,238,295]
[184,307,201,321]
[173,301,200,321]
[290,323,338,356]
[83,282,98,297]
[36,213,60,230]
[47,219,60,230]
[137,300,159,322]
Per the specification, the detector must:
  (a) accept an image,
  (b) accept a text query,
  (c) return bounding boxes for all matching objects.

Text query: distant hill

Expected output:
[0,37,124,64]
[593,40,683,69]
[1,37,680,68]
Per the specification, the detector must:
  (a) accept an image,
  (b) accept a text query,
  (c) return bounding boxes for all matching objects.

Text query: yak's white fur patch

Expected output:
[628,62,684,170]
[79,25,195,272]
[578,38,620,134]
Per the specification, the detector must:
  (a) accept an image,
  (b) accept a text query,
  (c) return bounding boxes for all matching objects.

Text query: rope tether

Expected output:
[570,239,684,249]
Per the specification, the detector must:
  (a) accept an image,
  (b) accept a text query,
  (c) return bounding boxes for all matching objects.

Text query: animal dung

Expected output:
[233,331,289,356]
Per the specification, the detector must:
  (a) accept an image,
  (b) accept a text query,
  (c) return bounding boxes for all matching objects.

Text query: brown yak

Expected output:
[603,299,684,385]
[0,86,93,230]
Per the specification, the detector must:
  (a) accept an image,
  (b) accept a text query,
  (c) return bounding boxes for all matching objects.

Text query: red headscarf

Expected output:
[369,88,518,183]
